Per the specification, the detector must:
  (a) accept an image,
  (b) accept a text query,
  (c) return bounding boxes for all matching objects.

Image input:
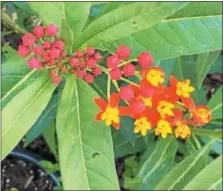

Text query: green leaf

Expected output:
[155,141,213,190]
[105,15,222,60]
[208,87,222,119]
[1,72,56,160]
[74,2,188,49]
[192,128,222,140]
[168,2,222,19]
[183,155,222,190]
[209,55,223,74]
[29,2,63,26]
[56,75,119,190]
[125,137,178,190]
[195,51,220,89]
[64,2,91,37]
[43,121,57,158]
[60,19,74,54]
[25,93,58,146]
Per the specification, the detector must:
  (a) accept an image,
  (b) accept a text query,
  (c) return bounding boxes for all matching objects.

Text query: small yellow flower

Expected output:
[101,106,119,126]
[155,119,172,138]
[139,96,152,107]
[175,123,191,139]
[176,80,195,98]
[157,101,174,118]
[146,69,164,87]
[134,117,152,136]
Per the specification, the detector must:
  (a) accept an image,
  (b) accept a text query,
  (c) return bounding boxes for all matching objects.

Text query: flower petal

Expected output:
[94,112,103,121]
[94,98,107,110]
[112,121,120,129]
[119,106,131,116]
[109,93,120,107]
[169,75,178,86]
[181,97,196,111]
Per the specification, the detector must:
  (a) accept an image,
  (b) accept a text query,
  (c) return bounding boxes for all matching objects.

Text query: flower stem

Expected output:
[119,59,137,67]
[2,12,27,34]
[107,75,111,101]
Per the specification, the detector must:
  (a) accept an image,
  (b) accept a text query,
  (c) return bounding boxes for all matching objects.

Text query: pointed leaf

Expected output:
[208,87,222,119]
[56,75,119,190]
[2,72,56,160]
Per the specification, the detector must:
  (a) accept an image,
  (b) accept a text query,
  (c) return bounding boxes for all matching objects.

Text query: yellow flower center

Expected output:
[134,117,151,136]
[139,96,152,107]
[155,119,172,138]
[175,123,191,139]
[176,80,195,98]
[157,101,174,118]
[101,106,119,126]
[194,108,210,124]
[146,69,164,87]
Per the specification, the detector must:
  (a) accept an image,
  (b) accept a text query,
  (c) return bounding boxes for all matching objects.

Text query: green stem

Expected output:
[2,12,27,34]
[112,80,120,91]
[119,59,137,67]
[192,134,202,150]
[107,75,111,101]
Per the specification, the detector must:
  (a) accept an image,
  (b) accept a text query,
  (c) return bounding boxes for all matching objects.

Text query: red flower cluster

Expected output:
[95,46,212,139]
[17,24,102,84]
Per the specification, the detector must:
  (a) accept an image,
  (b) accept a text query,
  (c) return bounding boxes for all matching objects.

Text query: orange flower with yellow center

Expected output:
[182,98,212,126]
[169,75,195,98]
[134,117,152,136]
[146,67,164,87]
[94,93,129,129]
[175,123,191,139]
[155,119,172,138]
[157,101,174,118]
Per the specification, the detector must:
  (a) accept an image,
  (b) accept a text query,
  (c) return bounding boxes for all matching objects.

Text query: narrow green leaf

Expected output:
[43,121,57,158]
[25,93,58,146]
[56,75,119,190]
[155,141,213,190]
[183,155,222,190]
[192,128,222,140]
[208,87,223,119]
[74,2,188,49]
[125,137,178,190]
[64,2,91,37]
[2,72,56,160]
[60,19,74,54]
[196,51,220,89]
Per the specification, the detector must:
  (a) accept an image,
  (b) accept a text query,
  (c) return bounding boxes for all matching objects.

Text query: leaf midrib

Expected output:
[74,78,90,189]
[2,78,51,137]
[167,140,213,190]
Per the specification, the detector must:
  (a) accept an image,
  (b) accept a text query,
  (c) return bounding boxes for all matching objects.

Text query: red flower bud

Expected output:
[93,67,102,76]
[84,73,94,83]
[49,69,57,77]
[28,57,42,69]
[52,75,62,85]
[106,55,120,69]
[86,46,95,56]
[47,59,55,66]
[138,52,153,68]
[53,39,65,50]
[129,99,146,115]
[43,41,52,50]
[75,50,84,58]
[122,63,136,77]
[79,62,86,69]
[94,52,102,61]
[42,52,51,61]
[22,33,36,47]
[109,68,122,80]
[50,48,61,59]
[45,24,59,36]
[69,58,79,67]
[33,45,43,56]
[61,51,66,57]
[120,85,134,101]
[32,25,44,38]
[18,45,30,57]
[86,58,96,69]
[76,70,86,78]
[116,45,131,59]
[61,67,68,73]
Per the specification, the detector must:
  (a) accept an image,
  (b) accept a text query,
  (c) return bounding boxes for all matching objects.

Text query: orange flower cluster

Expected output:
[94,46,212,139]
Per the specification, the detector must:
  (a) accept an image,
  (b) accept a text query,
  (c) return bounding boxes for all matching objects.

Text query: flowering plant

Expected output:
[2,2,222,190]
